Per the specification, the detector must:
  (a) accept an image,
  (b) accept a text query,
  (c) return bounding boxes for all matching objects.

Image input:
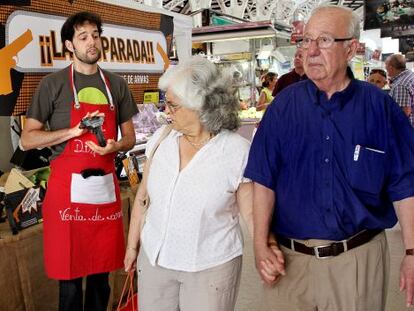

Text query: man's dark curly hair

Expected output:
[61,11,102,46]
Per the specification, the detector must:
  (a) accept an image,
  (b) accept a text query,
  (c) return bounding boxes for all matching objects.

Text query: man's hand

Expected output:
[75,110,105,139]
[82,110,105,120]
[80,110,119,155]
[402,106,412,118]
[70,122,87,138]
[86,138,119,155]
[400,255,414,307]
[255,242,285,286]
[394,197,414,307]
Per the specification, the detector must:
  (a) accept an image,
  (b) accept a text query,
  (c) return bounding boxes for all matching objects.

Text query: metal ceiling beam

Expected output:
[158,0,365,27]
[164,0,186,10]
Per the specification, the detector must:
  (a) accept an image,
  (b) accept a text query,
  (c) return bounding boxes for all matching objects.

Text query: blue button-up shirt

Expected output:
[244,79,414,240]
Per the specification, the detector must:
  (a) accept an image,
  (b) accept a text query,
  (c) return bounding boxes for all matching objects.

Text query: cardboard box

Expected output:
[5,187,44,234]
[4,168,35,194]
[3,167,49,234]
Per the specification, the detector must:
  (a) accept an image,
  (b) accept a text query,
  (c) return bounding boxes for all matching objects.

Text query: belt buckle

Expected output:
[313,244,333,259]
[314,240,348,259]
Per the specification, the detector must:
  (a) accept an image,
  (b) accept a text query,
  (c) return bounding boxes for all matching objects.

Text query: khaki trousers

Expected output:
[137,251,242,311]
[261,231,389,311]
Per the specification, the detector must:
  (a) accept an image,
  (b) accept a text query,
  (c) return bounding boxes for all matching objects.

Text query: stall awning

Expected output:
[192,21,279,43]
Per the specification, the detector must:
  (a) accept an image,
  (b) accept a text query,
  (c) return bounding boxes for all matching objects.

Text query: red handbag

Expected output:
[117,271,138,311]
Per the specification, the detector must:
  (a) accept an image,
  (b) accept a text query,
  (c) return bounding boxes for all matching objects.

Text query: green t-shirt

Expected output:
[27,66,138,159]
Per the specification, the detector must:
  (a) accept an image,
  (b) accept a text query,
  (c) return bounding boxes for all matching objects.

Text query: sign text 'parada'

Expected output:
[6,10,168,73]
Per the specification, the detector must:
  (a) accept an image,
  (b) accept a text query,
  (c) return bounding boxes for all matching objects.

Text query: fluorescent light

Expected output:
[257,50,272,59]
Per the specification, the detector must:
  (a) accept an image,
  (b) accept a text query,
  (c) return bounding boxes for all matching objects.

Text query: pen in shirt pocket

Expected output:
[354,144,385,161]
[364,146,385,154]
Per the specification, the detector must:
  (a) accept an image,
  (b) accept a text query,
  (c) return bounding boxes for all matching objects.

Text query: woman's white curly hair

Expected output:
[158,56,240,134]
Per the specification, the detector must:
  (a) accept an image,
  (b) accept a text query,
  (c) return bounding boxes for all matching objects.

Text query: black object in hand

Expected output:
[80,168,106,179]
[80,116,107,147]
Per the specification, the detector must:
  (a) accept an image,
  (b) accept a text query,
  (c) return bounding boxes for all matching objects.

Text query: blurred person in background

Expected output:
[272,48,307,97]
[256,72,278,111]
[367,68,387,89]
[124,56,253,311]
[385,54,414,127]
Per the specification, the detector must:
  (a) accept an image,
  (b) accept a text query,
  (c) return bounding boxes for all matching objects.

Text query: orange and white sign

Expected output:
[6,10,168,73]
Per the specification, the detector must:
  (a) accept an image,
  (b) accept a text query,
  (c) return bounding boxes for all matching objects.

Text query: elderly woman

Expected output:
[124,56,253,311]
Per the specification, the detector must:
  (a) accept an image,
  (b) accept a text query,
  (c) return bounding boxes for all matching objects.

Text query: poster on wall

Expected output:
[0,0,174,116]
[381,24,414,37]
[399,36,414,61]
[364,0,414,36]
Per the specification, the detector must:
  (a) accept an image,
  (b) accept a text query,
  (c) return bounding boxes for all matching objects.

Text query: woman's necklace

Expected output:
[183,133,212,149]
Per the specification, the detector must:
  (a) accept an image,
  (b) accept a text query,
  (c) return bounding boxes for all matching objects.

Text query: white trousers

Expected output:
[137,251,242,311]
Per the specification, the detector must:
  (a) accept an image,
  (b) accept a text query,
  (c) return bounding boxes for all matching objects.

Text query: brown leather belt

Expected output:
[277,229,383,259]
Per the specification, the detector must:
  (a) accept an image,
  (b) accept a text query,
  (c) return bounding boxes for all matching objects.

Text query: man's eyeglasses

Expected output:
[297,35,353,49]
[165,101,182,113]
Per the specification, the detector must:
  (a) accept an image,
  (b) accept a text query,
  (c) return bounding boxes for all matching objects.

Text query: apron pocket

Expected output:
[71,173,116,204]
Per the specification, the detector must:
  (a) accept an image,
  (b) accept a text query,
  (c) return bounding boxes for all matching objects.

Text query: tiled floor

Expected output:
[235,223,408,311]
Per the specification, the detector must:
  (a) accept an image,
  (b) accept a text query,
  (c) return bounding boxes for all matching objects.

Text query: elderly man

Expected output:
[385,54,414,127]
[272,48,307,97]
[245,5,414,311]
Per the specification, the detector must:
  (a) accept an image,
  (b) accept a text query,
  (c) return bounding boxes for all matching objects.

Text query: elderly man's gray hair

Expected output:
[387,54,406,71]
[158,56,240,133]
[311,5,361,39]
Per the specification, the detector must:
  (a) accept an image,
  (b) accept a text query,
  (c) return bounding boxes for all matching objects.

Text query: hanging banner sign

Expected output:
[290,20,305,44]
[0,0,175,116]
[6,10,169,73]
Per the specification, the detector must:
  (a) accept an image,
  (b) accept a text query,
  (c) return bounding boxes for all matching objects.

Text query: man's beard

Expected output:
[74,48,101,65]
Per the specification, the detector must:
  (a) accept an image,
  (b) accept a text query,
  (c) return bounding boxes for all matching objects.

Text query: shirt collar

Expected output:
[390,69,409,84]
[307,78,357,109]
[292,69,307,79]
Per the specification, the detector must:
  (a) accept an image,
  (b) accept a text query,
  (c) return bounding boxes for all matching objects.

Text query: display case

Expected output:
[214,54,256,107]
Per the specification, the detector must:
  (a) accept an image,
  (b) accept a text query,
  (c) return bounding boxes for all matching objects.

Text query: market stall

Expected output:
[192,19,291,139]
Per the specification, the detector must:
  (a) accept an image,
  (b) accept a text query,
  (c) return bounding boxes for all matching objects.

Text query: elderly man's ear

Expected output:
[346,39,358,61]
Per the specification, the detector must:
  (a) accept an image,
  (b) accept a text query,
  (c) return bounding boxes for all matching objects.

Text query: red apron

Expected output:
[43,64,125,280]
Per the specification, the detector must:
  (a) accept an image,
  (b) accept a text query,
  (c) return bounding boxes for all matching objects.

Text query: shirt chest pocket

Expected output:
[349,145,386,195]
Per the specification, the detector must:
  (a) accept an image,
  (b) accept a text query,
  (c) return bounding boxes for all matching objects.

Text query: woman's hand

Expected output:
[124,247,139,272]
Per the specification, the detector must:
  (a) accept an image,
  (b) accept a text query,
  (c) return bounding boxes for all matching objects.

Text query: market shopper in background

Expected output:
[245,5,414,311]
[256,72,277,111]
[21,12,137,311]
[124,56,253,311]
[272,48,307,97]
[385,54,414,127]
[367,68,387,90]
